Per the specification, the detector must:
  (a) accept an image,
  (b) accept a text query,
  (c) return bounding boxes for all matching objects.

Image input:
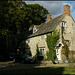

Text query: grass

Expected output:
[0,67,75,74]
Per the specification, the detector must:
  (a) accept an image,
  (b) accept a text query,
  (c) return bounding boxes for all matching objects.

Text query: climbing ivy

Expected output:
[36,44,39,60]
[61,41,69,59]
[46,29,59,61]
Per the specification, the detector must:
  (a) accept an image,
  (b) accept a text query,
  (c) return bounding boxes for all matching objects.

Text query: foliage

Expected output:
[36,44,39,60]
[0,1,9,54]
[0,1,9,36]
[0,1,49,56]
[46,29,59,61]
[27,4,49,25]
[61,41,69,59]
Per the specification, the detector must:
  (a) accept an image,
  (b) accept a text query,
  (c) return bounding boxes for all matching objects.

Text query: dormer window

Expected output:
[33,28,38,33]
[61,21,67,27]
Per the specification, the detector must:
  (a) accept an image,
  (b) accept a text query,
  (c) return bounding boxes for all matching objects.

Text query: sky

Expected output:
[25,1,75,21]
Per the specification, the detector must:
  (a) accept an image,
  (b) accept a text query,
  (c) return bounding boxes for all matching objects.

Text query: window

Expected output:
[39,47,44,56]
[27,39,30,43]
[40,35,44,41]
[61,21,67,27]
[33,28,38,33]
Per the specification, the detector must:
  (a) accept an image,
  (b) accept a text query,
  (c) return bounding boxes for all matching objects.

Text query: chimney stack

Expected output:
[64,5,70,16]
[47,14,51,21]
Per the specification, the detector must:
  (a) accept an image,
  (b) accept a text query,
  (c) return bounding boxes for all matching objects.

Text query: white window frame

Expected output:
[61,21,67,27]
[39,47,44,56]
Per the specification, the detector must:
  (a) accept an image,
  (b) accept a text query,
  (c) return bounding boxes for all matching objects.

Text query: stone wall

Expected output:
[26,35,49,59]
[69,51,75,60]
[55,15,75,60]
[62,15,75,51]
[26,14,75,61]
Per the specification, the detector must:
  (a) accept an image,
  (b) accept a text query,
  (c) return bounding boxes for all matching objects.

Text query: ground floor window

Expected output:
[39,47,44,56]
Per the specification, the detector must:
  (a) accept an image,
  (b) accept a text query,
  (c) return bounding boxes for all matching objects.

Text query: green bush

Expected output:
[46,29,59,61]
[36,44,39,60]
[61,42,69,60]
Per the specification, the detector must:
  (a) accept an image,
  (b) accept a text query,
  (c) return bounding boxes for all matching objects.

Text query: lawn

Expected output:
[0,67,75,74]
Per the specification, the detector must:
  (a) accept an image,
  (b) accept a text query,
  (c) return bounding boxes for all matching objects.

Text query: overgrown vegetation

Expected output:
[36,44,39,60]
[61,42,69,60]
[61,25,70,60]
[46,29,59,61]
[0,1,49,60]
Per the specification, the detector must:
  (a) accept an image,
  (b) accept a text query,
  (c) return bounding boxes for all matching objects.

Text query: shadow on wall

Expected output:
[25,43,44,62]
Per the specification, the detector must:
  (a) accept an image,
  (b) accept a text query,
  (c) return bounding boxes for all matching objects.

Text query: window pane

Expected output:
[62,21,66,27]
[39,47,44,56]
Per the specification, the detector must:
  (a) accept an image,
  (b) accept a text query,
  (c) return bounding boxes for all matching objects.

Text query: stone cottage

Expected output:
[26,5,75,61]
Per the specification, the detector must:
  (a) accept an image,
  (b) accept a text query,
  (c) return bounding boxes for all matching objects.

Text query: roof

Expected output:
[28,14,65,38]
[34,25,41,29]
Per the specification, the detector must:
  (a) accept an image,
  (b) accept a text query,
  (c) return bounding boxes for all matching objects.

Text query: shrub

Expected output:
[36,44,39,60]
[46,29,59,61]
[61,42,69,60]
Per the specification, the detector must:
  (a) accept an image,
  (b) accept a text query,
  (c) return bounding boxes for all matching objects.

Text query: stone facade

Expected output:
[26,34,49,59]
[26,5,75,61]
[55,15,75,60]
[62,15,75,51]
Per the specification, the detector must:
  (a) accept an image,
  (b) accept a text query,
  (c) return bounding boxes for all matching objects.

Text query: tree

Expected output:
[0,1,9,55]
[7,1,49,52]
[0,1,49,57]
[27,4,49,25]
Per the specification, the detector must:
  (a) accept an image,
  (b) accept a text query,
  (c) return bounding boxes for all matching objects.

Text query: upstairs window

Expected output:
[27,39,30,43]
[40,35,44,41]
[33,28,38,33]
[61,21,67,27]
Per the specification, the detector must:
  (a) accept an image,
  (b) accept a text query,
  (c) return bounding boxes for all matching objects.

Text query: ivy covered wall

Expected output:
[46,29,59,61]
